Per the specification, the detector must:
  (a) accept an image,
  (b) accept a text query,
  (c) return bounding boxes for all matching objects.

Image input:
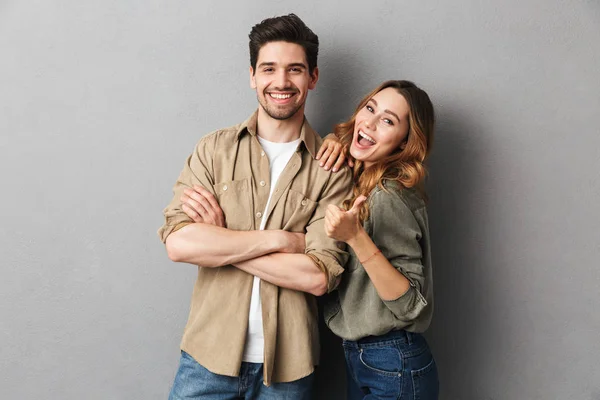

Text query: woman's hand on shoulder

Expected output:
[316,134,354,172]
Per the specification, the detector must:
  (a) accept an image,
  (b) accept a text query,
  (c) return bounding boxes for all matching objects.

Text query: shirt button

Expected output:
[301,199,307,206]
[260,181,266,187]
[256,212,262,218]
[222,185,228,191]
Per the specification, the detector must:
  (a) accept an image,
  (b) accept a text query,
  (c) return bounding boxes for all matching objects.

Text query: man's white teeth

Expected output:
[359,130,376,144]
[269,93,293,99]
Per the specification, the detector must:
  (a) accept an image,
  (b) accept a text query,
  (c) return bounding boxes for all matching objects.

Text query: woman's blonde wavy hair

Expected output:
[335,80,435,222]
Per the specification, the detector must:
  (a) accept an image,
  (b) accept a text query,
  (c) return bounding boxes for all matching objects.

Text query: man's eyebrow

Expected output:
[257,62,307,69]
[369,98,402,121]
[287,62,307,69]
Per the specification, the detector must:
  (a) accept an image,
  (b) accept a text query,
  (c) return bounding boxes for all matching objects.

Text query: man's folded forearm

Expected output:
[234,253,328,296]
[165,223,284,267]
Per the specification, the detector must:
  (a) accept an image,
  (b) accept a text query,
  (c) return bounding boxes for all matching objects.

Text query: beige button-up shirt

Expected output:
[158,111,353,385]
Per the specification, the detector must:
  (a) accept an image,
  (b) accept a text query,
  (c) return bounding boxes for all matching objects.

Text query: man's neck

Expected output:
[256,108,305,143]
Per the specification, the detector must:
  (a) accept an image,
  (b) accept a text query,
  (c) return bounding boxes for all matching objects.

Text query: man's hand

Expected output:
[181,185,305,254]
[316,136,354,172]
[180,185,225,227]
[324,196,367,243]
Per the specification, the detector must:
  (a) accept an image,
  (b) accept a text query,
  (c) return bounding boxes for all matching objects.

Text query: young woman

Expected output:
[318,80,438,399]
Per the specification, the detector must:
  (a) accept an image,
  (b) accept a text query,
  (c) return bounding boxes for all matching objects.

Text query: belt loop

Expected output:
[405,330,413,345]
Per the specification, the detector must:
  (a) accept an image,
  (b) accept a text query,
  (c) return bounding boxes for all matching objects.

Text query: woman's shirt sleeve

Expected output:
[368,189,429,323]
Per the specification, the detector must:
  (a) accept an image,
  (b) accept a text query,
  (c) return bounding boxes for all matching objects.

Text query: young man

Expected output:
[158,14,352,399]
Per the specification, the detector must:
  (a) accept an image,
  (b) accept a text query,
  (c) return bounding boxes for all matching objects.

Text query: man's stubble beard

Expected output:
[257,94,304,121]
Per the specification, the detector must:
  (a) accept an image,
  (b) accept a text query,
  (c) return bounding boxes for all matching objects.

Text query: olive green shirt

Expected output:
[158,111,353,385]
[324,180,434,341]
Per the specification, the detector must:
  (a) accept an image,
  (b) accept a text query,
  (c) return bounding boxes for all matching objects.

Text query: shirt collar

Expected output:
[236,110,319,158]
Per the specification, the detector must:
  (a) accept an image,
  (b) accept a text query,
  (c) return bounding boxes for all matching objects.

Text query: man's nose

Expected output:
[273,70,290,89]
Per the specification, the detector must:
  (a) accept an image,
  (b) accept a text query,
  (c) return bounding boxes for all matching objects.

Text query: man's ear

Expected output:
[308,66,319,90]
[249,66,256,89]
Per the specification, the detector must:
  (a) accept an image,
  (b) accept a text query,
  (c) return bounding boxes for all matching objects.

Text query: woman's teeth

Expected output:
[358,130,376,144]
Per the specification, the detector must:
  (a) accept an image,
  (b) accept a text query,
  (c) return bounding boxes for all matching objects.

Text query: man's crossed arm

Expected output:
[165,186,329,296]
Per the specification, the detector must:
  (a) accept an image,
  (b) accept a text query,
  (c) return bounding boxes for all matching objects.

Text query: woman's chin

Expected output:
[350,148,368,164]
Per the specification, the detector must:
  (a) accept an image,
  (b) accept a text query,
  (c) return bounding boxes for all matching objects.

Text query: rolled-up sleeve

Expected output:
[304,168,353,292]
[157,132,219,243]
[369,190,428,322]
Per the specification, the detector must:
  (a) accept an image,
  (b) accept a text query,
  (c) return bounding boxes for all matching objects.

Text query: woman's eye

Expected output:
[366,105,374,112]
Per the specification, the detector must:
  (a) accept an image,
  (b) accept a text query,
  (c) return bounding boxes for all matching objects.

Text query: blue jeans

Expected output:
[168,351,314,400]
[343,330,439,400]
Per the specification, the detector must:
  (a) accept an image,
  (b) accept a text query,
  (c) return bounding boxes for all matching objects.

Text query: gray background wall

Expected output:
[1,0,599,399]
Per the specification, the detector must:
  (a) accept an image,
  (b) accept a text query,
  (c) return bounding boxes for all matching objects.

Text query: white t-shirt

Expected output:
[242,136,301,363]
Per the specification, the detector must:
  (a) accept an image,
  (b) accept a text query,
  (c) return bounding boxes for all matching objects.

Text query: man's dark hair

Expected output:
[249,14,319,75]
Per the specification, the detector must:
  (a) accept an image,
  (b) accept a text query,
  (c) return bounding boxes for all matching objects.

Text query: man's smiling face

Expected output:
[250,41,318,121]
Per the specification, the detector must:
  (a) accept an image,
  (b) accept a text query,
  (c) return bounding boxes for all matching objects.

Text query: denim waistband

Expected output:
[343,329,423,348]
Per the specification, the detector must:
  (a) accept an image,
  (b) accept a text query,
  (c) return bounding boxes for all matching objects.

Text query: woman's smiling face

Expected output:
[350,87,410,168]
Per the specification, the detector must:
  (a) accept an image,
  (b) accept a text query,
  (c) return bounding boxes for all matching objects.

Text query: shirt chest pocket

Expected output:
[212,178,253,231]
[281,189,317,232]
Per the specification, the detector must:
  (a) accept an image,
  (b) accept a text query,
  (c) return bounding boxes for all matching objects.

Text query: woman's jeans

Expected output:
[343,330,439,400]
